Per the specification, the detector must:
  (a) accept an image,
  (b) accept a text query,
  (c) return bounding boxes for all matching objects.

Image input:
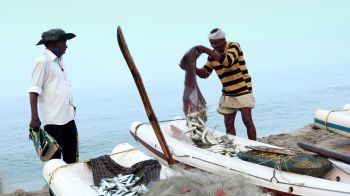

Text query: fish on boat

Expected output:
[43,143,176,196]
[129,117,350,196]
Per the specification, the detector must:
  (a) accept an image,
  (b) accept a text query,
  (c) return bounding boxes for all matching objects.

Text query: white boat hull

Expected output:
[130,119,350,196]
[43,143,175,196]
[314,104,350,138]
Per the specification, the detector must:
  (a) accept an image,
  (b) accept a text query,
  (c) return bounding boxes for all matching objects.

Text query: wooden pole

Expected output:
[116,26,175,165]
[297,141,350,164]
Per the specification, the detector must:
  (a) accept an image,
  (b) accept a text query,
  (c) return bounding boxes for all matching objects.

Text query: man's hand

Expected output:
[195,45,221,61]
[30,118,41,132]
[29,92,40,132]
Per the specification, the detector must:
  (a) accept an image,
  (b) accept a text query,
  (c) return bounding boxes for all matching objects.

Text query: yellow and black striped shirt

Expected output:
[201,42,252,96]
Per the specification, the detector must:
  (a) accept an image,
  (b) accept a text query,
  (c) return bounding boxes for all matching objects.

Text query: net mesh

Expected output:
[179,47,207,116]
[144,167,264,196]
[90,155,161,186]
[237,150,333,177]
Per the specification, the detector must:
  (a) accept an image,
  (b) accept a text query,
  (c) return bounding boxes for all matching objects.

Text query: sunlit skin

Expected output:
[209,38,226,53]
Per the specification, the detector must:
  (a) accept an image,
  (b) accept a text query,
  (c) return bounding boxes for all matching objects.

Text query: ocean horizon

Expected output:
[1,0,350,193]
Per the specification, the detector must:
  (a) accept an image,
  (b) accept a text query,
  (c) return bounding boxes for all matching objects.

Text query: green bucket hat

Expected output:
[36,28,76,45]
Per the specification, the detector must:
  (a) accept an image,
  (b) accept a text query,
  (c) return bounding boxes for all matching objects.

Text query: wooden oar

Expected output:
[116,26,175,165]
[297,141,350,164]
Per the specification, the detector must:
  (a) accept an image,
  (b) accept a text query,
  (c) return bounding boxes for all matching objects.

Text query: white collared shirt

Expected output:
[29,49,75,125]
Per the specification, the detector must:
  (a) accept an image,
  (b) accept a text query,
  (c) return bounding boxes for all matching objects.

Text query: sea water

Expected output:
[0,63,349,193]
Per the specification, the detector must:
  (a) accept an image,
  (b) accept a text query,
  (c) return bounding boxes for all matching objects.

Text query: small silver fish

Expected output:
[197,117,206,126]
[124,191,137,196]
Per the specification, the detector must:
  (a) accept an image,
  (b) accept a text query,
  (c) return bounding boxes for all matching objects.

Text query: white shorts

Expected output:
[217,93,255,115]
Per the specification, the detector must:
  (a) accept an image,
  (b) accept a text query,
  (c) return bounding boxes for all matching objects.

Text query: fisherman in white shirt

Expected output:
[29,28,79,164]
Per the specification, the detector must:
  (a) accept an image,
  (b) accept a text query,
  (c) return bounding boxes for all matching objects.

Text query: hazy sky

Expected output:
[1,0,349,97]
[1,1,350,191]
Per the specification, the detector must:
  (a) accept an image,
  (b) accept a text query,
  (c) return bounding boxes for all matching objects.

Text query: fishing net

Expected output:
[145,167,264,196]
[179,47,207,120]
[237,150,333,177]
[90,155,161,186]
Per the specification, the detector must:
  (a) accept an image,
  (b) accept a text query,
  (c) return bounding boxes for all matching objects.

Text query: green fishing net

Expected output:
[237,150,333,177]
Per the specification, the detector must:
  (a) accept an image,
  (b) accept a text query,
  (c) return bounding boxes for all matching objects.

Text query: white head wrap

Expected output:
[208,28,226,40]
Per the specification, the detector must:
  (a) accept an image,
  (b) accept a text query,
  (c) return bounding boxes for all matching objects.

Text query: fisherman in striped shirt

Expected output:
[195,28,257,140]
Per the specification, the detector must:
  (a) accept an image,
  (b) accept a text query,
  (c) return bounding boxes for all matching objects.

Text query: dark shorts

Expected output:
[44,120,79,163]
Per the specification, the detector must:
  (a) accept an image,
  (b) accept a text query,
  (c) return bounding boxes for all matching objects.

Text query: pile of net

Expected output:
[90,155,161,195]
[144,168,265,196]
[237,150,333,177]
[179,47,207,119]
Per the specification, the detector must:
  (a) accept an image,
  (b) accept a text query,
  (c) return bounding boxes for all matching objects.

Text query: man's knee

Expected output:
[224,112,236,120]
[241,108,254,126]
[242,117,254,127]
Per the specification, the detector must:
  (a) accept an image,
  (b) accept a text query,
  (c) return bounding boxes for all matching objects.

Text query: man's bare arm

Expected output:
[195,68,208,78]
[195,45,221,61]
[29,92,41,129]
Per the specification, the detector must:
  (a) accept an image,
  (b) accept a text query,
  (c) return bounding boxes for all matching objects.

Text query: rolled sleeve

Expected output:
[29,85,42,95]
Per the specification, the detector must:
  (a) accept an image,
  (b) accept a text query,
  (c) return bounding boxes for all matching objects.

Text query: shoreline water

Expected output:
[0,185,49,196]
[1,124,349,196]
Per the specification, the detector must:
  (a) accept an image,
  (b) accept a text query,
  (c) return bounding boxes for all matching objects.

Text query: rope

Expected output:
[48,161,88,185]
[132,118,186,140]
[324,109,350,132]
[270,160,280,183]
[267,155,288,183]
[48,118,185,186]
[145,148,348,194]
[276,156,306,186]
[48,148,138,185]
[240,151,306,186]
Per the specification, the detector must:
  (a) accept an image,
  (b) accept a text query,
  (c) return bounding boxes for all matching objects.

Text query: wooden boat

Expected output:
[43,143,175,196]
[130,118,350,196]
[314,104,350,138]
